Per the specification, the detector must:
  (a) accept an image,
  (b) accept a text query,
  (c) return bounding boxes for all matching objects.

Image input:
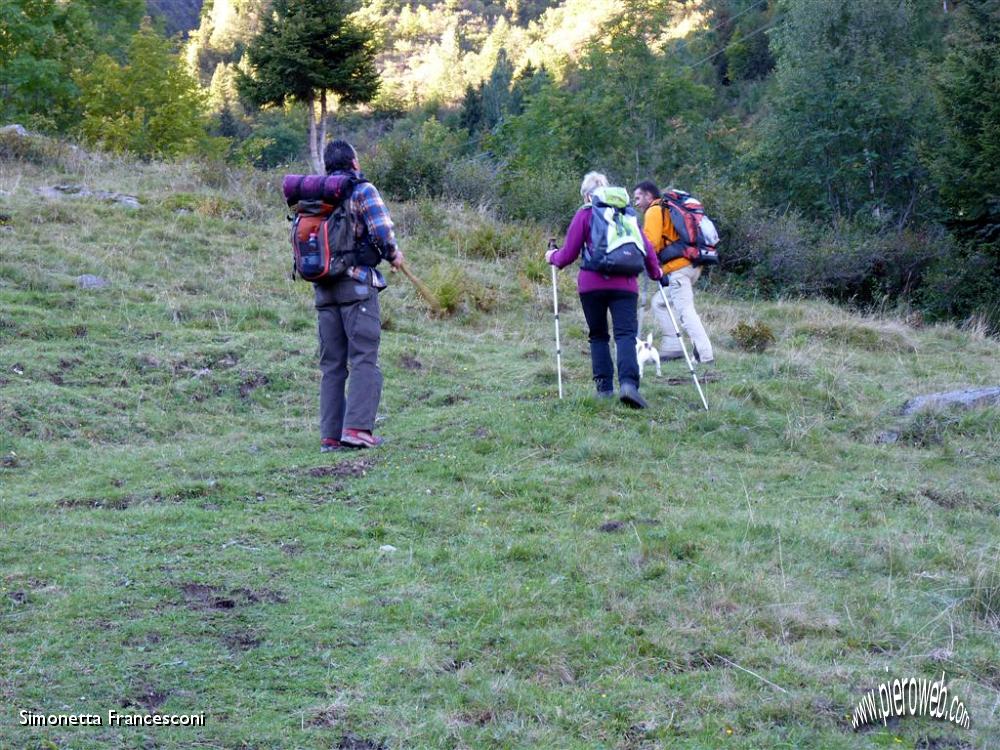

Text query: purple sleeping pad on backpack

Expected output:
[282,174,354,206]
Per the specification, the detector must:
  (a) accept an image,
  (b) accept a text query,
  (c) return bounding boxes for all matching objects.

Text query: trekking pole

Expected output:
[639,275,648,334]
[550,259,564,400]
[658,283,709,411]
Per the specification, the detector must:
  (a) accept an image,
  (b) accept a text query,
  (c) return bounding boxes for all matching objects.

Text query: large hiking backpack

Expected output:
[659,189,720,267]
[283,174,378,283]
[580,186,648,277]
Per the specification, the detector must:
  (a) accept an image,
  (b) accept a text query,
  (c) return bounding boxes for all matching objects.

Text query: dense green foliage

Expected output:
[3,0,999,328]
[0,0,145,130]
[927,0,1000,240]
[746,0,939,222]
[76,21,215,158]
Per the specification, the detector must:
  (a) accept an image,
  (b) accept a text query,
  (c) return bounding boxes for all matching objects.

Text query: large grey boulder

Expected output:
[901,387,1000,416]
[0,124,29,137]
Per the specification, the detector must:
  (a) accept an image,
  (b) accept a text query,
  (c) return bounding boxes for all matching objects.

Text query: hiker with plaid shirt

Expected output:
[315,140,404,451]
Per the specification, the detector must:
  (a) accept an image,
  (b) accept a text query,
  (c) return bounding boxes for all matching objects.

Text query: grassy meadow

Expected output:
[1,137,999,749]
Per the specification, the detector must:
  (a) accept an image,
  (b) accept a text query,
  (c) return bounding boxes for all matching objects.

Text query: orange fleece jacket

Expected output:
[642,200,691,275]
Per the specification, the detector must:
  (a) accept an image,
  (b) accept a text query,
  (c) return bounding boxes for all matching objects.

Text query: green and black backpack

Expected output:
[580,186,648,277]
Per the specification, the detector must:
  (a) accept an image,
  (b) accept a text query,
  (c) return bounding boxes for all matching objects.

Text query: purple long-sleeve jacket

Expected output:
[549,206,662,294]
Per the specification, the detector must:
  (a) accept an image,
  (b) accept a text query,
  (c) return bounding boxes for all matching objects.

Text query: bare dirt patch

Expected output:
[178,583,284,611]
[57,495,132,510]
[239,372,269,398]
[399,354,423,370]
[441,657,473,672]
[665,371,723,386]
[337,733,386,750]
[308,457,376,478]
[222,629,263,652]
[598,518,660,532]
[308,703,345,728]
[121,686,168,711]
[662,650,729,674]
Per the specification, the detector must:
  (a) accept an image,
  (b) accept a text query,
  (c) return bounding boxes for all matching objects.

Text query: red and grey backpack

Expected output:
[282,174,379,282]
[659,189,720,267]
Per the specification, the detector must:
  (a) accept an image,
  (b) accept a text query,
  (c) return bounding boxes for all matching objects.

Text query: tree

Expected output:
[0,0,144,131]
[459,84,485,134]
[927,0,1000,244]
[237,0,380,172]
[745,0,942,223]
[481,49,513,131]
[918,0,1000,332]
[76,20,212,158]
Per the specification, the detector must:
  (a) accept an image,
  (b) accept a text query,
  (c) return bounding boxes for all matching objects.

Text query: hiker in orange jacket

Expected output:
[633,180,715,365]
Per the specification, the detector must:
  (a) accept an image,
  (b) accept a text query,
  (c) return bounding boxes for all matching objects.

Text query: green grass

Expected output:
[1,146,999,749]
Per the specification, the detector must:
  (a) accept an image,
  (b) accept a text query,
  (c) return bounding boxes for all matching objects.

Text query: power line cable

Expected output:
[684,12,785,69]
[695,0,772,40]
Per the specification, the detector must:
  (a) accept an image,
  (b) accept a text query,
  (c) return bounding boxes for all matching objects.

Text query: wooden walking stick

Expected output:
[398,260,443,315]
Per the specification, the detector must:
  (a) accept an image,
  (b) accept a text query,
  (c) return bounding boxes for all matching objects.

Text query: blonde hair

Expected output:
[580,171,608,202]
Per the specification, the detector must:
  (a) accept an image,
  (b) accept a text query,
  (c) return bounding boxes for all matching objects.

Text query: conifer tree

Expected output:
[236,0,380,172]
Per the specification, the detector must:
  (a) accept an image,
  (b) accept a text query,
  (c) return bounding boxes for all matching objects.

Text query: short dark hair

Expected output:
[323,140,357,174]
[633,180,660,198]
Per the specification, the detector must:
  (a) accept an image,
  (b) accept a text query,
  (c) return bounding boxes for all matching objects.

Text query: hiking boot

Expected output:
[619,382,648,410]
[320,438,342,453]
[341,429,385,449]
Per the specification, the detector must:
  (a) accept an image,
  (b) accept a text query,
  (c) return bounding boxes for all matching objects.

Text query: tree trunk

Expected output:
[318,91,328,171]
[307,94,323,174]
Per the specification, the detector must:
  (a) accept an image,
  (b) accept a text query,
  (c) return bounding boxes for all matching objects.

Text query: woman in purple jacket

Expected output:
[545,172,663,408]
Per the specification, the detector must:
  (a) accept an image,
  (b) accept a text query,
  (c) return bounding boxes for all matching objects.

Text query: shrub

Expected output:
[0,130,94,171]
[521,252,549,284]
[967,560,1000,626]
[497,167,580,225]
[730,321,775,352]
[451,220,545,261]
[694,175,951,310]
[366,118,463,200]
[918,245,1000,335]
[427,265,467,316]
[442,156,498,207]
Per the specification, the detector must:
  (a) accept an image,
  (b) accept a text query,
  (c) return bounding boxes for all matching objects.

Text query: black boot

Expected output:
[619,382,648,409]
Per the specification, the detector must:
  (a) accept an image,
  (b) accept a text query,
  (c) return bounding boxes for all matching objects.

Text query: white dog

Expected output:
[636,333,661,378]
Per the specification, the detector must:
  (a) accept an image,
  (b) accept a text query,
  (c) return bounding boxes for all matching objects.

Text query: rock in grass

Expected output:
[378,545,397,553]
[37,184,140,209]
[0,124,28,137]
[901,387,1000,416]
[76,274,109,290]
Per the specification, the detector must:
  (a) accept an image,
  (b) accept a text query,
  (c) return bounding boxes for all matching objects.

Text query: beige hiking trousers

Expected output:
[652,265,714,363]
